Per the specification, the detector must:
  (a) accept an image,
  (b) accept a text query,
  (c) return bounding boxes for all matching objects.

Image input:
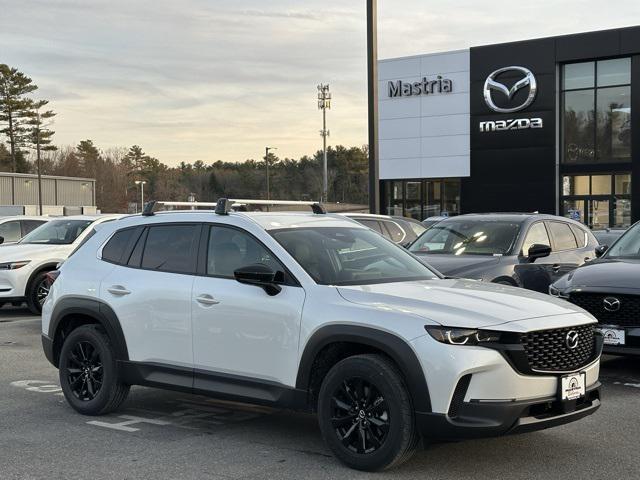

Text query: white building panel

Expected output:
[378,49,471,180]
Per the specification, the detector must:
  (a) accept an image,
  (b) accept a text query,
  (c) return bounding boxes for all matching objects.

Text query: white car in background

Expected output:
[0,215,121,313]
[0,216,49,245]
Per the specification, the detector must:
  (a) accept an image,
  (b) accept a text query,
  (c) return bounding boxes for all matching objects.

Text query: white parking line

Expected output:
[87,415,172,432]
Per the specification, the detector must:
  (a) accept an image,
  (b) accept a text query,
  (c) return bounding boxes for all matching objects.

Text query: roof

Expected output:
[441,213,585,225]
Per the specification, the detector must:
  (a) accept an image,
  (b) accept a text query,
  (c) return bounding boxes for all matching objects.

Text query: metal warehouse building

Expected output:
[0,172,96,215]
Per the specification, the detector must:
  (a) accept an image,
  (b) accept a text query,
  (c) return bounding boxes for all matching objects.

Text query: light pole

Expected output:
[317,84,331,203]
[265,146,277,200]
[367,0,380,213]
[135,180,146,212]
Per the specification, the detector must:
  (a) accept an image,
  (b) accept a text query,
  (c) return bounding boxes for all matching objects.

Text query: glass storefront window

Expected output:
[614,198,632,228]
[563,90,595,163]
[563,175,590,195]
[591,175,612,195]
[404,181,422,220]
[563,199,586,224]
[382,179,460,220]
[589,199,610,230]
[563,62,595,90]
[615,174,631,195]
[597,58,631,87]
[596,86,631,162]
[442,180,460,217]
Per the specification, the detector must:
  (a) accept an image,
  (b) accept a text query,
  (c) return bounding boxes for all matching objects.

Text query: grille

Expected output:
[520,324,596,372]
[569,292,640,327]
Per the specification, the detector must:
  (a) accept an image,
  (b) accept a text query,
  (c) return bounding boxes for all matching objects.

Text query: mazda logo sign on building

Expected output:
[483,66,538,113]
[565,330,580,350]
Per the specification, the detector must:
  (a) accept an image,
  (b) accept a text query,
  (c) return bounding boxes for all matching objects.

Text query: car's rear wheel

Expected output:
[58,325,129,415]
[317,354,417,471]
[26,271,51,315]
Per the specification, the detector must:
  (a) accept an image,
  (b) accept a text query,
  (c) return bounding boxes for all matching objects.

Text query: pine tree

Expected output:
[0,65,38,172]
[25,100,56,214]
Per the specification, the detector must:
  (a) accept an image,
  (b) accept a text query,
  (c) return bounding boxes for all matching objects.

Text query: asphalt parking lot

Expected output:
[1,308,639,480]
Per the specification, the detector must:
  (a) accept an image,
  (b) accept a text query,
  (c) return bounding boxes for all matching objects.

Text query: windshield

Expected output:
[605,222,640,259]
[271,227,438,286]
[20,219,93,245]
[409,219,521,256]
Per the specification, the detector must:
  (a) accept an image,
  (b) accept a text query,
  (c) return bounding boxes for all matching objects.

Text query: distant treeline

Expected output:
[0,141,369,212]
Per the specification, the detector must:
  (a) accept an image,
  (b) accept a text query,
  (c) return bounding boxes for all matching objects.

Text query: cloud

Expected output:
[0,0,638,165]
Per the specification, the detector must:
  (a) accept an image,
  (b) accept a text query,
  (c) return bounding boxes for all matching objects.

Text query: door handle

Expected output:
[195,294,220,306]
[552,264,561,273]
[107,285,131,296]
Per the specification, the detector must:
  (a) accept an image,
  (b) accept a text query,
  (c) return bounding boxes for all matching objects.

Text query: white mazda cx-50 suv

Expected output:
[41,201,602,471]
[0,215,120,313]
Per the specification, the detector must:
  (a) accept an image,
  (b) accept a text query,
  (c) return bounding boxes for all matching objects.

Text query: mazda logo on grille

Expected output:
[565,330,580,350]
[603,297,621,312]
[483,66,537,113]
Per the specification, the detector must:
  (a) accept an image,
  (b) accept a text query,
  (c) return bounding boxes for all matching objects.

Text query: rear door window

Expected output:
[141,224,200,274]
[547,222,578,251]
[570,224,587,248]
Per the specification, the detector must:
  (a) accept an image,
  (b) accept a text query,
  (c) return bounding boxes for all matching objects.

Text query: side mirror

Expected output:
[234,264,282,296]
[0,236,4,245]
[527,243,551,263]
[595,245,608,258]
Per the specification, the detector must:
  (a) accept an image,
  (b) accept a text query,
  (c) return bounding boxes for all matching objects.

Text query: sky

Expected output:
[1,0,640,165]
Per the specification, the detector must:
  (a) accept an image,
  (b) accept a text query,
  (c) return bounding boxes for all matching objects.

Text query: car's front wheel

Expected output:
[26,271,51,314]
[58,325,129,415]
[317,354,417,471]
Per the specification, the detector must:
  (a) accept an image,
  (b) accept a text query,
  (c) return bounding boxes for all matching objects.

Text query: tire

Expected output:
[317,354,417,471]
[58,325,130,416]
[26,271,50,315]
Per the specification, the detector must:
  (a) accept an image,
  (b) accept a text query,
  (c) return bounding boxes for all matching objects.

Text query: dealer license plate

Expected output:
[561,372,586,401]
[598,327,626,346]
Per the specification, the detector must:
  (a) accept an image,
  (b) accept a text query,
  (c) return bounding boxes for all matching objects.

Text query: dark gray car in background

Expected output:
[409,213,599,292]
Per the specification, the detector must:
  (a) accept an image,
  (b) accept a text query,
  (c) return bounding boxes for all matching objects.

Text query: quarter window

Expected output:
[207,226,285,279]
[0,221,22,243]
[522,223,550,255]
[141,225,199,274]
[547,222,578,251]
[381,221,405,244]
[102,228,137,264]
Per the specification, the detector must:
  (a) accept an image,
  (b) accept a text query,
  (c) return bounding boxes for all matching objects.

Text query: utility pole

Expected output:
[265,146,276,200]
[317,84,331,203]
[367,0,380,213]
[35,112,43,216]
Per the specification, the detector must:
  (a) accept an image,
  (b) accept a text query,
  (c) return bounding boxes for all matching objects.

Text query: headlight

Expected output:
[425,326,502,345]
[548,285,569,298]
[0,260,31,270]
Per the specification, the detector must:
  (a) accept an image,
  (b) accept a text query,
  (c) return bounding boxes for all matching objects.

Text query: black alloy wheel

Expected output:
[330,377,390,454]
[65,340,104,401]
[58,325,130,415]
[317,354,417,471]
[36,277,51,307]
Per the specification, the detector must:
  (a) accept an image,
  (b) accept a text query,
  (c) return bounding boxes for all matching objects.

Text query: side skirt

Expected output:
[117,360,309,411]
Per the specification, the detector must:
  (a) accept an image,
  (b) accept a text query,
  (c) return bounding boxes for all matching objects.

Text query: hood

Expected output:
[0,243,68,261]
[337,278,585,329]
[559,259,640,292]
[414,253,502,278]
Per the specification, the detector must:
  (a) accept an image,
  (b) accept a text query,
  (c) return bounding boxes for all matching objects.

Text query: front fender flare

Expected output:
[296,324,432,413]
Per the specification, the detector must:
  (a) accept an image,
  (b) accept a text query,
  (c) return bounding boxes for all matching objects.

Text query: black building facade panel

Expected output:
[555,29,621,62]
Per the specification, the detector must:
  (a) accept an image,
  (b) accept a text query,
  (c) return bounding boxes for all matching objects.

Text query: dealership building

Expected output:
[377,26,639,229]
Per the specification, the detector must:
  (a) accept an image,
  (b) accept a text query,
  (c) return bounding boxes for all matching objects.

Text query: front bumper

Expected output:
[417,382,601,440]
